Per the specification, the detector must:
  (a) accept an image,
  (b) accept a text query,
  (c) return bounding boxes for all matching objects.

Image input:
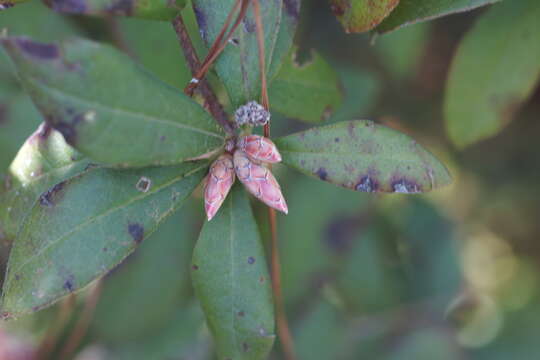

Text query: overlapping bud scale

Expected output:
[233,150,288,214]
[237,135,282,163]
[204,154,235,221]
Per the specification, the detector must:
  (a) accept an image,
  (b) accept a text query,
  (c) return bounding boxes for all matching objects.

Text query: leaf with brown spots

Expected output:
[269,48,342,124]
[1,161,206,317]
[274,120,451,193]
[47,0,186,20]
[444,0,540,148]
[329,0,400,33]
[192,184,275,360]
[192,0,300,107]
[1,36,224,167]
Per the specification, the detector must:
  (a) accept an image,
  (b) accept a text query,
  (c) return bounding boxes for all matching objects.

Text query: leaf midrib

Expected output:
[7,164,206,278]
[26,77,223,139]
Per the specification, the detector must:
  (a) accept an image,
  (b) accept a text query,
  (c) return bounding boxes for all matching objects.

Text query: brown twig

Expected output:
[252,0,296,359]
[35,294,76,360]
[58,280,103,360]
[172,14,235,135]
[184,0,250,96]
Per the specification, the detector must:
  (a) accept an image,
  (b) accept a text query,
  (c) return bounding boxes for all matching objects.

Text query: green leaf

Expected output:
[0,90,42,173]
[444,0,540,148]
[192,0,300,107]
[1,36,223,167]
[1,161,207,317]
[274,120,451,193]
[0,124,91,241]
[46,0,185,20]
[294,301,346,360]
[93,202,200,342]
[269,49,342,124]
[377,0,501,33]
[191,184,275,360]
[329,0,401,33]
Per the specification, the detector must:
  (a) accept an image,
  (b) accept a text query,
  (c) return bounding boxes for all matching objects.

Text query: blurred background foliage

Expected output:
[1,0,540,359]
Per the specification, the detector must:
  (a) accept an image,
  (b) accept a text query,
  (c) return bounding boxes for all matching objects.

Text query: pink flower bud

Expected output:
[237,135,282,164]
[233,150,288,214]
[204,154,235,221]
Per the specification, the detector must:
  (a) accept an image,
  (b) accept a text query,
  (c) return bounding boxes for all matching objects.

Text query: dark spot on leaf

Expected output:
[259,276,265,283]
[193,6,207,41]
[136,177,152,193]
[229,38,240,46]
[316,167,328,181]
[248,256,255,264]
[355,176,378,193]
[106,0,133,15]
[53,120,77,144]
[243,18,256,33]
[0,3,15,10]
[14,274,21,281]
[334,137,340,143]
[283,0,300,19]
[15,38,59,59]
[192,264,199,270]
[238,311,245,317]
[128,223,144,244]
[39,181,67,207]
[50,0,87,14]
[102,247,108,252]
[242,342,250,352]
[159,135,166,141]
[347,121,358,140]
[63,274,75,292]
[391,178,421,194]
[0,104,7,125]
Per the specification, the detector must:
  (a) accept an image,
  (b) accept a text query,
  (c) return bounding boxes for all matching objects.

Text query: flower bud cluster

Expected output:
[204,134,287,220]
[234,101,270,127]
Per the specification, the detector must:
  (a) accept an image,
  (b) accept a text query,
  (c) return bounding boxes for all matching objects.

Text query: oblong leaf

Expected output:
[274,120,451,193]
[444,0,540,148]
[1,36,223,167]
[1,161,207,317]
[46,0,185,21]
[0,124,91,241]
[269,49,342,124]
[192,184,275,360]
[329,0,400,33]
[377,0,501,33]
[192,0,300,107]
